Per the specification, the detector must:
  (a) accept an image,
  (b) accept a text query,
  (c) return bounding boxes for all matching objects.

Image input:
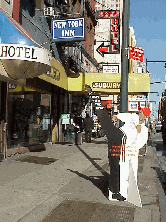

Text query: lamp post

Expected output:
[146,59,166,73]
[120,0,130,113]
[149,101,156,104]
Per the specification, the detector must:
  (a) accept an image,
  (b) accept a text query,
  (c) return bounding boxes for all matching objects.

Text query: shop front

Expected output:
[8,85,52,148]
[0,8,52,151]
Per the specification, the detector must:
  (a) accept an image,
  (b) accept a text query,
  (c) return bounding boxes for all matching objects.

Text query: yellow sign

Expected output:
[92,82,121,89]
[39,57,68,90]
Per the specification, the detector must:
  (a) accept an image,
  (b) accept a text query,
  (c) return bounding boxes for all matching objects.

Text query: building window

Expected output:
[116,4,119,7]
[111,4,114,7]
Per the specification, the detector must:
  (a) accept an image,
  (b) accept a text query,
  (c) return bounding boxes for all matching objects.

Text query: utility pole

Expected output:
[120,0,130,113]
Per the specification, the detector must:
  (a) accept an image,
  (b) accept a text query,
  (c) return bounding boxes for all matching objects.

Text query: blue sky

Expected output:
[129,0,166,118]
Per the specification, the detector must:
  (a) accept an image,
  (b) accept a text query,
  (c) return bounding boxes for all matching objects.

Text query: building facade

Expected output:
[0,0,99,157]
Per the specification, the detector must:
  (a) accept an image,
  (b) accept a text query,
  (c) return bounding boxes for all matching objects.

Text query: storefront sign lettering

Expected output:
[0,45,37,59]
[92,82,121,89]
[47,67,60,81]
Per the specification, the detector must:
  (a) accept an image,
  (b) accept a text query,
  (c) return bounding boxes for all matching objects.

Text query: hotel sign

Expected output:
[52,17,85,42]
[92,82,121,89]
[96,10,120,54]
[96,10,120,19]
[0,44,51,65]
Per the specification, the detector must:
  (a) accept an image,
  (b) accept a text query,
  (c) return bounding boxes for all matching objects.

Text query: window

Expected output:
[116,4,118,7]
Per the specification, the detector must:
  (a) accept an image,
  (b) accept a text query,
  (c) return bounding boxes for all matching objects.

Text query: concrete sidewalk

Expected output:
[0,137,164,222]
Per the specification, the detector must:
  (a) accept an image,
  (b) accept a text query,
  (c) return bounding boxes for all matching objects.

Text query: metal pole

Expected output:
[120,0,130,113]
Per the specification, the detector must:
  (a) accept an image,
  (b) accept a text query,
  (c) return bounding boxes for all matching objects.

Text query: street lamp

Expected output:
[150,81,166,84]
[149,92,159,96]
[149,101,156,104]
[146,59,166,73]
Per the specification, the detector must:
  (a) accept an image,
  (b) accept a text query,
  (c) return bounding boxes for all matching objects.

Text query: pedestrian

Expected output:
[148,121,152,140]
[83,113,94,143]
[152,120,156,135]
[72,122,80,145]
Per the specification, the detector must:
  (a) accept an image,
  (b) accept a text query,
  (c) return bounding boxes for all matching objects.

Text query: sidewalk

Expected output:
[0,137,164,222]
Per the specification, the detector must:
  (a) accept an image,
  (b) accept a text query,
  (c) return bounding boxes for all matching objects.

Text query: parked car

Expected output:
[156,121,162,132]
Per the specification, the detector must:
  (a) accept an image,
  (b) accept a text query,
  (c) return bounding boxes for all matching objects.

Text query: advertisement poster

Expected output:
[129,101,138,111]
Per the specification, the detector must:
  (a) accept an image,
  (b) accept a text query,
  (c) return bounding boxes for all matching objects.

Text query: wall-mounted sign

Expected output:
[129,46,144,62]
[139,101,146,108]
[61,114,70,119]
[103,65,119,73]
[128,101,138,112]
[9,84,17,89]
[91,94,104,110]
[52,17,85,42]
[46,66,60,81]
[101,100,113,108]
[92,82,121,89]
[110,11,120,53]
[96,10,120,19]
[96,10,120,54]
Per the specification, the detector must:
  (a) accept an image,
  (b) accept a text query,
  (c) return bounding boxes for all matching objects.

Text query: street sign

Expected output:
[52,17,85,42]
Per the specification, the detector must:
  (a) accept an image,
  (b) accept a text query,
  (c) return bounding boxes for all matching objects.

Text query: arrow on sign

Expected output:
[96,42,110,57]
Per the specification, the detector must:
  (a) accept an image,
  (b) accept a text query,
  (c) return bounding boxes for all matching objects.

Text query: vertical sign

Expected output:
[96,10,120,54]
[110,11,120,53]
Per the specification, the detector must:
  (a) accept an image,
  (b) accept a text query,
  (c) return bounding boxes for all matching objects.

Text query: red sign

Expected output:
[101,100,113,108]
[98,46,109,53]
[96,10,120,19]
[129,46,144,62]
[110,16,120,53]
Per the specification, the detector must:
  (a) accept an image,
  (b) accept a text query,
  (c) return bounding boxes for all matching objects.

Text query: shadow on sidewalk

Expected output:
[152,166,166,195]
[67,144,110,198]
[67,169,109,198]
[76,145,109,177]
[90,139,108,145]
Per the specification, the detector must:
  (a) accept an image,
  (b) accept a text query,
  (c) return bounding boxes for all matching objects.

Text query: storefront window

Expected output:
[8,92,52,148]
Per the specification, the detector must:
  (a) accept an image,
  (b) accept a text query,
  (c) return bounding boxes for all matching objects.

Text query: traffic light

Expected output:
[164,62,166,68]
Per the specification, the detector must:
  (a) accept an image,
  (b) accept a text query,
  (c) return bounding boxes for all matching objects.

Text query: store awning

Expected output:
[68,72,150,94]
[0,9,51,80]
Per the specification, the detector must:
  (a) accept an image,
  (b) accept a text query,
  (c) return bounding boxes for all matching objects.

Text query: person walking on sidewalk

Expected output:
[83,113,94,143]
[152,120,156,135]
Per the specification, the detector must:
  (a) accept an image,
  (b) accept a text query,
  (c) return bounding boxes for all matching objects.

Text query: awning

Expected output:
[0,8,51,80]
[68,72,150,94]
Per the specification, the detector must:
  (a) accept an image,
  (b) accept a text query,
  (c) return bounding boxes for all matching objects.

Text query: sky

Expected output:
[129,0,166,119]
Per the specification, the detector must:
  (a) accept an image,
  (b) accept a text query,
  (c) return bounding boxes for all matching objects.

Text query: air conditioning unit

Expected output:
[43,7,54,16]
